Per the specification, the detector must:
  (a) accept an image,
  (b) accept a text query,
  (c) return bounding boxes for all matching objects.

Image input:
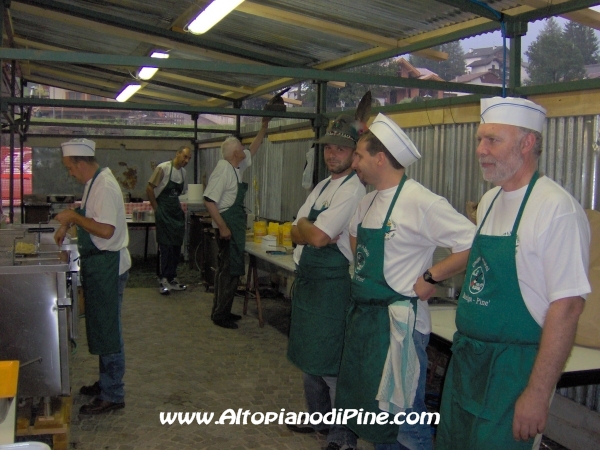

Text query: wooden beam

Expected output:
[28,64,124,90]
[519,0,600,30]
[236,1,447,62]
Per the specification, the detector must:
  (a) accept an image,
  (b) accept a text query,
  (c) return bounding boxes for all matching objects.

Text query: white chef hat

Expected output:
[480,97,546,133]
[61,138,96,157]
[369,113,421,167]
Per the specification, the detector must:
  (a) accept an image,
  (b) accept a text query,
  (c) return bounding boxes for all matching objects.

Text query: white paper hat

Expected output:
[369,113,421,167]
[61,138,96,157]
[480,97,546,133]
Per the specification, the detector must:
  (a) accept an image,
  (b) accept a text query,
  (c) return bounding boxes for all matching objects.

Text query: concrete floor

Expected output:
[68,285,374,450]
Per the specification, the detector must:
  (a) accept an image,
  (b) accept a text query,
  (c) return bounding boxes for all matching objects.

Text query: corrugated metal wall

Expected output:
[209,114,599,222]
[198,123,312,223]
[404,115,599,214]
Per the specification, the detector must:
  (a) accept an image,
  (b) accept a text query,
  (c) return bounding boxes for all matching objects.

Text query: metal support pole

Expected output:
[9,59,15,223]
[20,77,24,224]
[192,113,199,184]
[505,21,526,96]
[315,81,328,185]
[234,100,242,139]
[509,37,522,94]
[0,4,4,219]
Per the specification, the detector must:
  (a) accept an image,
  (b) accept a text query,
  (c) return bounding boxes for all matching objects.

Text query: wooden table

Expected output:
[429,306,600,388]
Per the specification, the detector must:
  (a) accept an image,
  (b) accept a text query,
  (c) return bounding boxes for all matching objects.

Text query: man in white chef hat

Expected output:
[437,97,591,450]
[335,114,475,449]
[54,138,131,415]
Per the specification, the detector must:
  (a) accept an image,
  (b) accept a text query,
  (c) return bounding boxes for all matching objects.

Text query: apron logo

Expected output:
[384,219,397,240]
[355,245,368,272]
[469,265,485,294]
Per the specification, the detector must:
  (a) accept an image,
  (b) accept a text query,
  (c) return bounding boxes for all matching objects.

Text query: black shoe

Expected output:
[79,381,101,396]
[229,313,242,321]
[213,319,238,329]
[325,444,350,450]
[286,424,315,434]
[79,398,125,415]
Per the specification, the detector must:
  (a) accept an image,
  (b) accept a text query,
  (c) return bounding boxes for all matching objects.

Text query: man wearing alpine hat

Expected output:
[437,97,590,449]
[286,99,368,450]
[336,114,475,449]
[54,138,131,414]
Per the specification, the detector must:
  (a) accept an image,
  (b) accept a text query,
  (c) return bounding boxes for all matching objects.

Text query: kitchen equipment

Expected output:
[0,224,79,398]
[46,195,74,204]
[47,195,76,219]
[22,203,51,224]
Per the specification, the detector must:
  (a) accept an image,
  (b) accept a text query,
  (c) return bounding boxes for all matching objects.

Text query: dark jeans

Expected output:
[211,234,239,322]
[98,271,128,403]
[159,243,181,281]
[303,373,358,448]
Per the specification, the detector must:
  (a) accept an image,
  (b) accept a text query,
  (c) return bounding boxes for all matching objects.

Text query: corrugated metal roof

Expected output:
[2,0,595,107]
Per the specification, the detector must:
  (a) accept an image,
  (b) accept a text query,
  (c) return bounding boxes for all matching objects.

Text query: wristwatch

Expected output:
[423,269,439,285]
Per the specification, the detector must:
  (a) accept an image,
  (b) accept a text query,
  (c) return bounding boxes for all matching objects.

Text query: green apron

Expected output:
[336,174,417,444]
[287,173,356,376]
[437,172,542,450]
[76,168,121,355]
[219,163,248,276]
[155,162,185,246]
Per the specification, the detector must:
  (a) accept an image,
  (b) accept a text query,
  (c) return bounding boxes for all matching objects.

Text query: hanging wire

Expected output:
[501,22,507,98]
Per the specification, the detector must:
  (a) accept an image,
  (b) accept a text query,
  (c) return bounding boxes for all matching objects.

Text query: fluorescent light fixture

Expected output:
[116,84,142,102]
[187,0,244,34]
[138,51,169,80]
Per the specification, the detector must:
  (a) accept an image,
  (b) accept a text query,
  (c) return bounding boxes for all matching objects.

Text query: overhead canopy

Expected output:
[2,0,600,111]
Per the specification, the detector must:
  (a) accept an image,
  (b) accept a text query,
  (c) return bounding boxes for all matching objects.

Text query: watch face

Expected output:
[424,270,436,284]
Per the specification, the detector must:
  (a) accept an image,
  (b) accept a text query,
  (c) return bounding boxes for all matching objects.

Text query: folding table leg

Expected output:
[243,255,254,315]
[253,263,264,328]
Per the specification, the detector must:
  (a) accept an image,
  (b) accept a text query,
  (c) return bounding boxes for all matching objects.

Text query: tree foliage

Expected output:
[525,18,587,85]
[563,21,599,65]
[409,42,466,81]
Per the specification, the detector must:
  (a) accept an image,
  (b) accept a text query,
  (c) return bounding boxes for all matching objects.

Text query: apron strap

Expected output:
[383,173,407,226]
[230,162,241,183]
[511,171,539,235]
[82,168,102,209]
[361,173,407,232]
[476,171,539,236]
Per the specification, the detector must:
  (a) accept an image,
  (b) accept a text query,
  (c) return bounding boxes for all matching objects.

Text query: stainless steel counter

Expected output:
[0,225,78,398]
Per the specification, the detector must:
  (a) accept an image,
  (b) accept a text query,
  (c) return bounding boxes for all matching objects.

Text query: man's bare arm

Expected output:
[512,296,584,441]
[413,249,470,301]
[146,184,158,210]
[204,199,231,240]
[248,117,271,156]
[54,209,115,241]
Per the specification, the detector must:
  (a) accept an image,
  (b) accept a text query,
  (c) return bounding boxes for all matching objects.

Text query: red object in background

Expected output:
[1,146,32,206]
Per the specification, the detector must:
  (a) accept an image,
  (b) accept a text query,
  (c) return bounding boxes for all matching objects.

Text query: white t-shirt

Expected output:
[350,179,476,334]
[204,149,252,227]
[476,175,591,326]
[148,161,187,197]
[293,173,366,264]
[81,168,132,275]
